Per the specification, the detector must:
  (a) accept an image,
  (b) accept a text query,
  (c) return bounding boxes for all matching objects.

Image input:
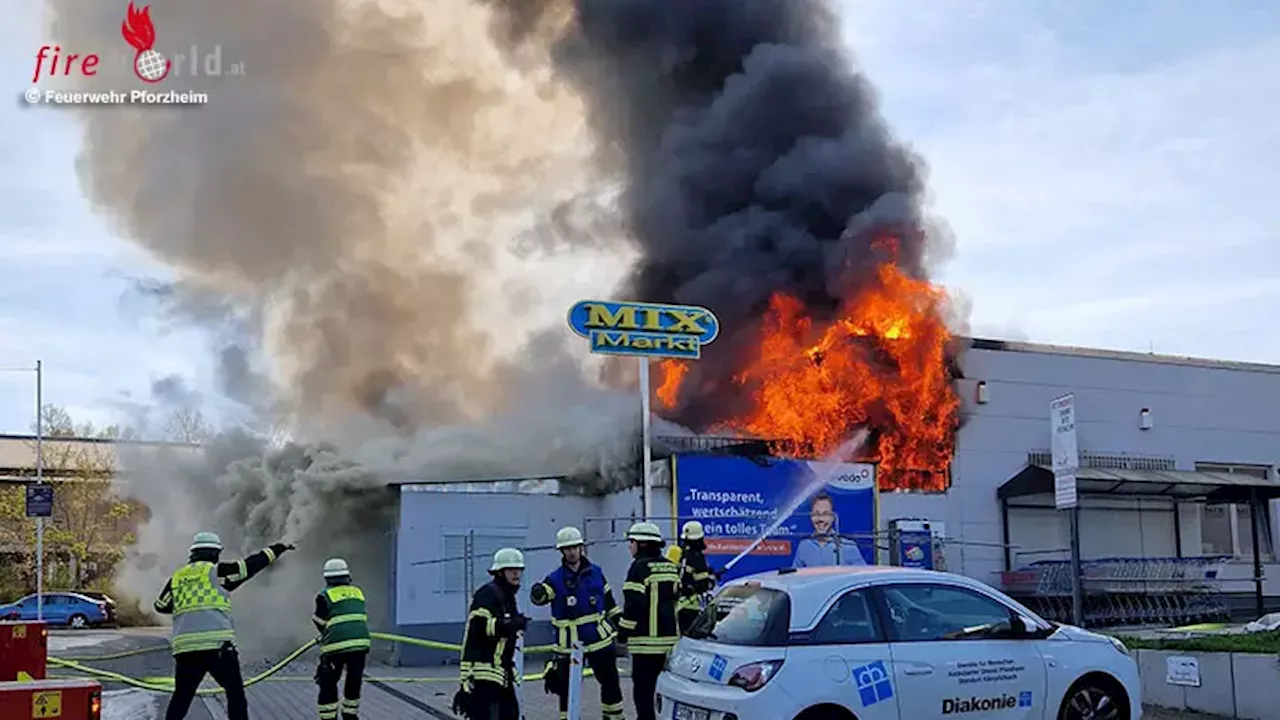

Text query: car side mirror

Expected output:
[1011,615,1040,638]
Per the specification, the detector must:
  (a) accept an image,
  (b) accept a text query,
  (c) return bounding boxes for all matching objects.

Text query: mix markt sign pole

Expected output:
[567,300,720,519]
[1050,393,1084,626]
[5,360,47,621]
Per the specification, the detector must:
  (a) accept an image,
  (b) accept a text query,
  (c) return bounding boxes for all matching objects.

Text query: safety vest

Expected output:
[318,584,371,655]
[169,561,235,656]
[532,561,619,654]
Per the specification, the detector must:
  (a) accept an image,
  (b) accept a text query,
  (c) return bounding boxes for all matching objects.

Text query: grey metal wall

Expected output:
[881,343,1280,589]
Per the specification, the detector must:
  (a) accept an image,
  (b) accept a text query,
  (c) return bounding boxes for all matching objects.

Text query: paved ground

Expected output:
[50,629,1230,719]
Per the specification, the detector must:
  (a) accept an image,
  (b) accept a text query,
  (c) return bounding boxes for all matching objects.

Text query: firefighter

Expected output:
[616,522,679,720]
[530,526,625,720]
[154,532,294,720]
[452,548,528,720]
[670,521,716,634]
[313,558,371,720]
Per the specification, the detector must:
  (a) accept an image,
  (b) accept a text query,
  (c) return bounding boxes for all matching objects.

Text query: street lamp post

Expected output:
[2,361,44,621]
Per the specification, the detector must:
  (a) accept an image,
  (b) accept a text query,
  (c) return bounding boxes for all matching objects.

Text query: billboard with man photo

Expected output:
[672,454,878,582]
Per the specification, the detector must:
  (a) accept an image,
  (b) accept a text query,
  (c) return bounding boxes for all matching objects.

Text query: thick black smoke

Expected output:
[492,0,952,429]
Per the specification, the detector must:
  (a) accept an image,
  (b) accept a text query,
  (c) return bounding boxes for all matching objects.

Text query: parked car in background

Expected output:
[0,592,114,628]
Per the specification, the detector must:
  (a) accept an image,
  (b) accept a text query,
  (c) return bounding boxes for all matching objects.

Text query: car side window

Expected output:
[809,589,883,644]
[880,584,1015,642]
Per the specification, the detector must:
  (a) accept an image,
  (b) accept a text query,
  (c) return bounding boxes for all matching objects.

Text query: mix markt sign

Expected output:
[567,300,720,359]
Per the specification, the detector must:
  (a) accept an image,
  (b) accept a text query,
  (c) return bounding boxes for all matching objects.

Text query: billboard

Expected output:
[672,454,878,581]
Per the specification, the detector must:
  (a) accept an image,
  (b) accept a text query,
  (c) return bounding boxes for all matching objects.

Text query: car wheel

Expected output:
[1058,676,1126,720]
[69,614,88,630]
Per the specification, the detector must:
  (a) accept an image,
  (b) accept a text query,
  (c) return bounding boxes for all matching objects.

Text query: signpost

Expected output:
[567,300,720,519]
[1050,393,1083,625]
[24,486,53,518]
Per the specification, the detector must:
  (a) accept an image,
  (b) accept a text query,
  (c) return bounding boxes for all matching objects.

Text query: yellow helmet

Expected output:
[555,526,585,549]
[681,520,705,541]
[627,521,663,543]
[490,548,525,572]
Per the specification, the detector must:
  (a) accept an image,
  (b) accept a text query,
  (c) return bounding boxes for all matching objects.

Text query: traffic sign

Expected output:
[25,486,53,518]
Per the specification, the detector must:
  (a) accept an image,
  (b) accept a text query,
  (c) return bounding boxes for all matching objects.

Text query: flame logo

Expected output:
[121,2,170,83]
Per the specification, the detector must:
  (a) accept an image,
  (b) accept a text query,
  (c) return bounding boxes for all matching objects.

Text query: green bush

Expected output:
[1117,630,1280,654]
[109,592,159,627]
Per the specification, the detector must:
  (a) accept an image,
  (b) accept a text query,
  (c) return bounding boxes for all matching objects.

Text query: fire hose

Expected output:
[47,633,616,694]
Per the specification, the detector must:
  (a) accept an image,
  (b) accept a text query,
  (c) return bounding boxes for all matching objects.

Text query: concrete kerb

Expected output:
[1136,648,1280,719]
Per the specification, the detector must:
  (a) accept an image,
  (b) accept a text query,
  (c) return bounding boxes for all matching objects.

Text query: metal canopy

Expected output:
[998,464,1280,504]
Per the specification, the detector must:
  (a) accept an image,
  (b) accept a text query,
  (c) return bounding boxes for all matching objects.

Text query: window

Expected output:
[687,585,790,646]
[880,584,1014,642]
[440,530,526,594]
[1195,463,1275,561]
[806,589,882,644]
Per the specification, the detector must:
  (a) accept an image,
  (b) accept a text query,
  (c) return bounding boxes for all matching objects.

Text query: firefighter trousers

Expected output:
[552,648,624,719]
[630,653,667,720]
[468,679,519,720]
[165,644,248,720]
[316,650,367,719]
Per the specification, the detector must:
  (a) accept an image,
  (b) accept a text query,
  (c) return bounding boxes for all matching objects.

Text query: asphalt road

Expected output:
[47,629,1231,719]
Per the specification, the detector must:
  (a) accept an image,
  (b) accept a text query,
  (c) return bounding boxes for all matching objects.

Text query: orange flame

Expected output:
[656,243,959,491]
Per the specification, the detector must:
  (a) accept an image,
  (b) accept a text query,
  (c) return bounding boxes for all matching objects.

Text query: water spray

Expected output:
[721,428,870,572]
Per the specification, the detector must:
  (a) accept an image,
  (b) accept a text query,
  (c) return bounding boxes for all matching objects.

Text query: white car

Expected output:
[656,565,1139,720]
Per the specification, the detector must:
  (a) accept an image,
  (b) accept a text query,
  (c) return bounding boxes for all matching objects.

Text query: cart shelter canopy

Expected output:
[998,464,1280,504]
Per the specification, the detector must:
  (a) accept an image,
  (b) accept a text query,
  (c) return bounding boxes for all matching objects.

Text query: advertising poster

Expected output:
[673,454,878,581]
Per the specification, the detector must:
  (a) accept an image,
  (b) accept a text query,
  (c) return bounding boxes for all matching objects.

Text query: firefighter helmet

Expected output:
[190,531,222,552]
[627,521,663,543]
[323,558,350,578]
[681,520,705,541]
[556,526,585,549]
[490,548,526,571]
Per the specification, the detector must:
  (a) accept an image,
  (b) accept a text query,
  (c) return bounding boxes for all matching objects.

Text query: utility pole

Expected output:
[35,360,44,622]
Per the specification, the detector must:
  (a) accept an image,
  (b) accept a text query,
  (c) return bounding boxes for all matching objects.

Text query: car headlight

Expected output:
[1107,636,1130,657]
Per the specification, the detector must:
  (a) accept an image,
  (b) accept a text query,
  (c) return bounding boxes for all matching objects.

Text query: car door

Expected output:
[788,587,899,720]
[16,595,37,621]
[876,582,1048,720]
[43,594,69,624]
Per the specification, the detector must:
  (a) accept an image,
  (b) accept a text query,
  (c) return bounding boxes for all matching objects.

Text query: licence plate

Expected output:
[673,702,710,720]
[32,690,62,717]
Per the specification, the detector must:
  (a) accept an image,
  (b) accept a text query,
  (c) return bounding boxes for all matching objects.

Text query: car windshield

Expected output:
[686,584,790,646]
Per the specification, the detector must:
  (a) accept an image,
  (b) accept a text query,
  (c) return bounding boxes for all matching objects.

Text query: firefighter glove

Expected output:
[451,687,471,717]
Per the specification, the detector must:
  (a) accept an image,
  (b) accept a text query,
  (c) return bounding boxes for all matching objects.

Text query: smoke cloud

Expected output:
[488,0,959,428]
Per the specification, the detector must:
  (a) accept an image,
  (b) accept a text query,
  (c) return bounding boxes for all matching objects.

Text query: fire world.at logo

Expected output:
[121,2,170,83]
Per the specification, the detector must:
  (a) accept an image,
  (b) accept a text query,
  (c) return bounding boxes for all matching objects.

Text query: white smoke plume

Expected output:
[44,0,638,655]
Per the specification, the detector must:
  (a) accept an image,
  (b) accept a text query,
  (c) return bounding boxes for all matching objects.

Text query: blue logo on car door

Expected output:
[851,661,894,706]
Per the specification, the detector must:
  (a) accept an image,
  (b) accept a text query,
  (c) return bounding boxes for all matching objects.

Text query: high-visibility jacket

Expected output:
[530,560,620,653]
[460,579,522,689]
[616,549,680,655]
[154,543,288,656]
[675,547,715,632]
[312,582,371,655]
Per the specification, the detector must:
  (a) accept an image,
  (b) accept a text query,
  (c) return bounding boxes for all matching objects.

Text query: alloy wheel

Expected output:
[1063,684,1121,720]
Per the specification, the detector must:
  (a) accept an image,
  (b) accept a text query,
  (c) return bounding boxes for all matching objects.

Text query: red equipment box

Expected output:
[0,621,48,681]
[0,678,102,719]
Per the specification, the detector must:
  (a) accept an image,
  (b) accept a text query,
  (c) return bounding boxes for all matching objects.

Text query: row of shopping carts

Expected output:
[999,556,1231,626]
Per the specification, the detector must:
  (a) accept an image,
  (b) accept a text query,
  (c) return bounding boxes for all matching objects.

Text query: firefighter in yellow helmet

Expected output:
[617,522,679,720]
[154,532,294,720]
[671,521,716,633]
[530,526,625,720]
[313,558,370,720]
[453,548,528,720]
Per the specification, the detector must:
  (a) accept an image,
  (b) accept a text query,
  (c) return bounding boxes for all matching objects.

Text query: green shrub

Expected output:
[1117,630,1280,654]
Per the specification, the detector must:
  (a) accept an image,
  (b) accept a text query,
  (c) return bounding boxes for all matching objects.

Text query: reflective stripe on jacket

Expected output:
[313,583,371,655]
[617,551,680,654]
[170,561,235,655]
[459,580,520,689]
[530,560,619,653]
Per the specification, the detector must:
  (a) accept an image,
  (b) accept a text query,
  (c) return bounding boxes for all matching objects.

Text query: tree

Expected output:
[162,405,212,444]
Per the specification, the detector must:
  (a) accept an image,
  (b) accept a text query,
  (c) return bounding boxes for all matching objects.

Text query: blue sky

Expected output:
[3,1,1278,434]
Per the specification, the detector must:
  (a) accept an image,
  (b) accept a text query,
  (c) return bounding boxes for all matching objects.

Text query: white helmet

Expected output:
[490,548,525,572]
[190,532,222,552]
[627,521,663,543]
[681,520,705,541]
[323,558,350,579]
[556,526,585,549]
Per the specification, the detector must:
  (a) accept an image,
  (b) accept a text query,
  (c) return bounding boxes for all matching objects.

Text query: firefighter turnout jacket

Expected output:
[675,547,715,629]
[617,548,680,655]
[154,543,290,655]
[312,582,372,655]
[460,579,524,689]
[530,559,620,653]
